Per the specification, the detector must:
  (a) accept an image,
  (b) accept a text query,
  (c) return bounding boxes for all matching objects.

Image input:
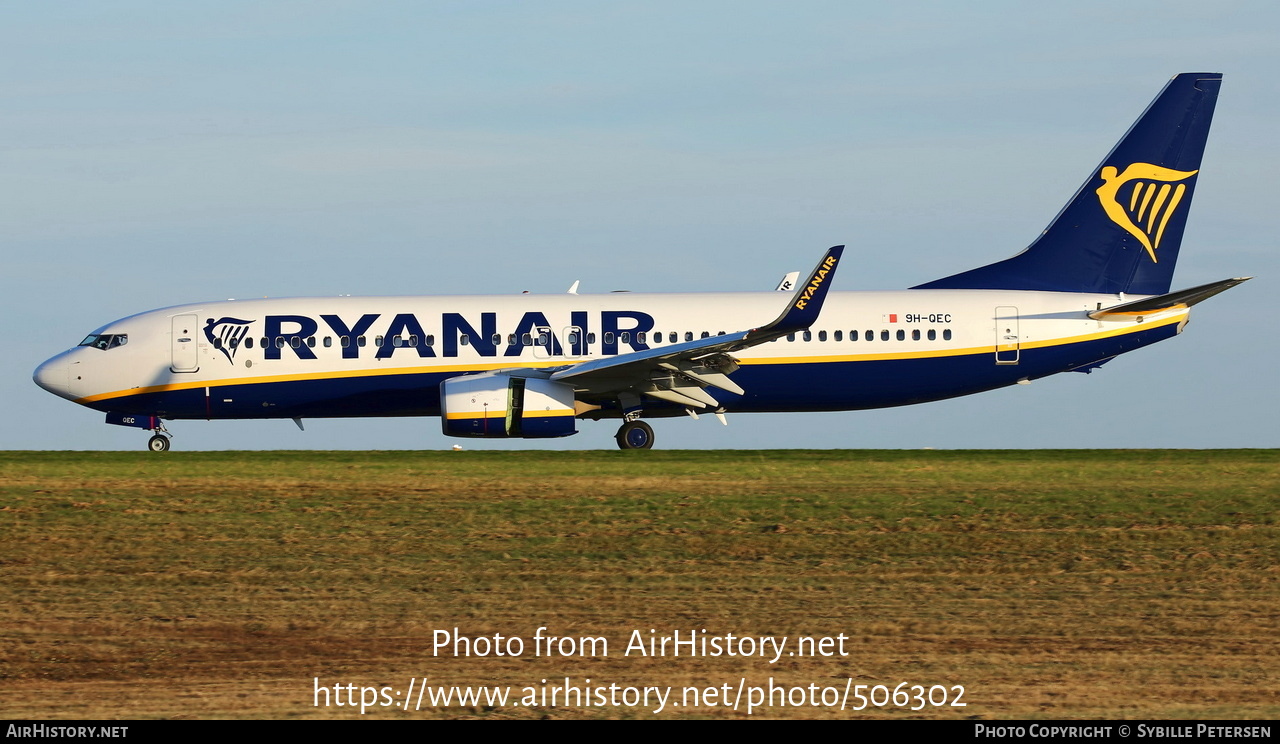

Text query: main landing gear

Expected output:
[615,420,654,450]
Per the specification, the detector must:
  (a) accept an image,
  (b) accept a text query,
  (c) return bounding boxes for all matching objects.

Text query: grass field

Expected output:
[1,449,1276,719]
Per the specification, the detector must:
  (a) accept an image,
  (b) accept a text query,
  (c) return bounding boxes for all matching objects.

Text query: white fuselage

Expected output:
[33,288,1189,424]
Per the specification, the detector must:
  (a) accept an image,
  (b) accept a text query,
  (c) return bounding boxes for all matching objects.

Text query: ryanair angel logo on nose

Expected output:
[203,317,253,363]
[1095,163,1198,263]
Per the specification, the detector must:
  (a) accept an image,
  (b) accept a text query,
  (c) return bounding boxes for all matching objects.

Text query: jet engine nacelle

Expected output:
[440,372,578,438]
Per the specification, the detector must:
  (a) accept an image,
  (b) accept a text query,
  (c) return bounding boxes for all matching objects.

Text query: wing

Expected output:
[548,246,844,410]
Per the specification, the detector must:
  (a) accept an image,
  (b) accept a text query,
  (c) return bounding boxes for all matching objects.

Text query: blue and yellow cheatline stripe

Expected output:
[76,311,1187,406]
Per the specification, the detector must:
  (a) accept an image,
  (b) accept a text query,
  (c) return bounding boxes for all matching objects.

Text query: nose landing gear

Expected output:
[105,412,173,452]
[145,420,172,452]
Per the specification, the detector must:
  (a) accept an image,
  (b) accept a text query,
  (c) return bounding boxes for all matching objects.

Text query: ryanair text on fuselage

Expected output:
[211,310,656,362]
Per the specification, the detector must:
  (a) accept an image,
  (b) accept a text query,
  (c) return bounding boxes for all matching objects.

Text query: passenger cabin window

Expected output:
[668,332,676,343]
[324,337,333,347]
[684,332,693,342]
[912,330,920,341]
[246,337,254,349]
[834,330,842,342]
[896,330,905,341]
[943,329,952,341]
[927,329,936,341]
[818,330,827,342]
[864,330,873,341]
[802,331,812,342]
[880,330,889,341]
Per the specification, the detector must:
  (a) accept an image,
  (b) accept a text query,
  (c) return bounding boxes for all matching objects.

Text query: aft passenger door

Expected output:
[994,306,1020,365]
[171,314,200,372]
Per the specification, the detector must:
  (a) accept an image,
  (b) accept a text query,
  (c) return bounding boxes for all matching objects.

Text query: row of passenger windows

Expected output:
[785,329,953,342]
[214,327,953,351]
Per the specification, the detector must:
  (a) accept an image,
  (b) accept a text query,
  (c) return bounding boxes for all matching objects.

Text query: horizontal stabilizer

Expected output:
[1089,277,1250,319]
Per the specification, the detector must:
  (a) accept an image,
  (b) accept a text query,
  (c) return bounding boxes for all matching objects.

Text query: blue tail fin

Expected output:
[914,73,1221,295]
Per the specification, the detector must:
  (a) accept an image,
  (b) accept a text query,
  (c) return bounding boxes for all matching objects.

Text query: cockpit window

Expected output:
[79,334,128,350]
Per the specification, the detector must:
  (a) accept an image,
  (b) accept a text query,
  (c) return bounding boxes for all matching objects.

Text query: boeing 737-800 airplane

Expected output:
[34,73,1246,451]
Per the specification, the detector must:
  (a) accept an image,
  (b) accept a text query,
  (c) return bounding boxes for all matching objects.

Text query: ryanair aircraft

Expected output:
[34,73,1247,451]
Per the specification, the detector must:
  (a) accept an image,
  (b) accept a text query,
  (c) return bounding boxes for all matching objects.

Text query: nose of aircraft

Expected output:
[33,354,73,400]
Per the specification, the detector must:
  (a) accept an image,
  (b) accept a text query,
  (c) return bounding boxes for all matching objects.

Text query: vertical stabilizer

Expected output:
[914,73,1221,295]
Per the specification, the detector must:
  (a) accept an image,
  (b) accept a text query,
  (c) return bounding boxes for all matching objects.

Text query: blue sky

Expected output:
[5,1,1277,450]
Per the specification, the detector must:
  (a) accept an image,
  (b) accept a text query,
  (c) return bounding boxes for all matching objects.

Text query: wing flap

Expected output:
[644,388,714,408]
[659,362,745,396]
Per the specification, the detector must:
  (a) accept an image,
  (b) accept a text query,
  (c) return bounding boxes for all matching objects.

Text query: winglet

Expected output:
[749,245,844,339]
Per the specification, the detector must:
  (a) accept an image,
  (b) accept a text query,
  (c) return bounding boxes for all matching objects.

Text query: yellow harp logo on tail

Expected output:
[1095,163,1198,263]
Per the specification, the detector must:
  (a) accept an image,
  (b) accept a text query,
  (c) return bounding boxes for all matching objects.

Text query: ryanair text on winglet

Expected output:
[794,256,838,311]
